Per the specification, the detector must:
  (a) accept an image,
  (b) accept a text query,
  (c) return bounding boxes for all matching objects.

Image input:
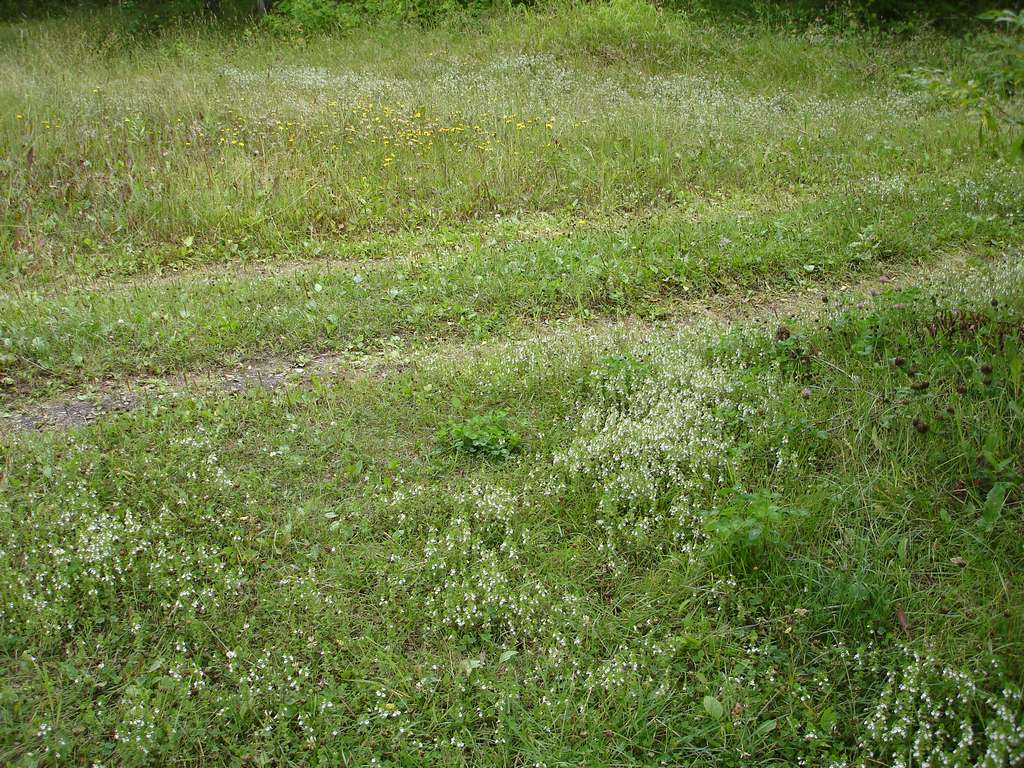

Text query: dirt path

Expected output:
[0,256,970,433]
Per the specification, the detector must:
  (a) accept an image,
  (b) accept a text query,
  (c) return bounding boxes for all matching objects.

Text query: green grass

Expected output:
[2,176,1021,393]
[2,1,1024,765]
[3,258,1023,766]
[1,4,1018,286]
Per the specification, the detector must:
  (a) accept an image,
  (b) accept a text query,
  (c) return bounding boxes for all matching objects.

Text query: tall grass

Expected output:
[2,0,1018,287]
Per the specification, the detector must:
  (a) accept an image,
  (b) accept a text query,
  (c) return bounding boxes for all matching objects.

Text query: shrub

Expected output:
[263,0,492,31]
[904,9,1024,154]
[264,0,362,32]
[975,8,1024,95]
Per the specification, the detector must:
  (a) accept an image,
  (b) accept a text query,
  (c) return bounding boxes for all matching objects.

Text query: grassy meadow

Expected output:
[1,1,1024,765]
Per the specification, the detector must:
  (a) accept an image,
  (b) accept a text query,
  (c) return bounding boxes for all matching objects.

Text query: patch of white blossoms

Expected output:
[391,483,587,644]
[843,652,1024,768]
[554,344,782,571]
[0,430,246,645]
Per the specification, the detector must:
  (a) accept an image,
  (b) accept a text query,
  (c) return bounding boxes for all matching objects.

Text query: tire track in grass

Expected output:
[1,208,669,298]
[3,177,1018,394]
[0,256,972,433]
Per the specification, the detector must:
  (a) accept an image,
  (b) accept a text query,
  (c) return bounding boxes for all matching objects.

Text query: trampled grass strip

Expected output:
[2,256,955,432]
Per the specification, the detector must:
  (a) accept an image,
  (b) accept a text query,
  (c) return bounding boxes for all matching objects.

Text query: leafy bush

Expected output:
[439,409,522,459]
[663,0,994,28]
[904,8,1024,154]
[264,0,363,32]
[975,8,1024,94]
[264,0,491,31]
[843,0,992,23]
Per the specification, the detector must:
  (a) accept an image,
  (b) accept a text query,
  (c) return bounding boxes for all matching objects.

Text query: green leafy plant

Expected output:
[704,490,805,564]
[439,409,522,459]
[976,8,1024,98]
[979,7,1024,33]
[264,0,362,32]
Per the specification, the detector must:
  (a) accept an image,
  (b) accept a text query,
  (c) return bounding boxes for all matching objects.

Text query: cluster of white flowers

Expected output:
[436,54,579,111]
[935,249,1024,309]
[0,431,246,645]
[583,632,686,696]
[206,52,942,156]
[221,65,410,104]
[113,698,161,758]
[855,652,1024,768]
[554,344,781,571]
[403,483,587,643]
[557,348,737,505]
[957,160,1024,212]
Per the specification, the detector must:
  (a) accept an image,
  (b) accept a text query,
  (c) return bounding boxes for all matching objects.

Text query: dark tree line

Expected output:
[208,0,274,15]
[0,0,1011,26]
[202,0,270,16]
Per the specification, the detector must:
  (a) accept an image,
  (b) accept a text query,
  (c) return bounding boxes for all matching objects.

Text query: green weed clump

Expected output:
[703,490,806,568]
[439,409,521,459]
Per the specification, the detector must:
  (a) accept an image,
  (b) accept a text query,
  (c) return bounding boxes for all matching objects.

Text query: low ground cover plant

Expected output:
[3,259,1022,765]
